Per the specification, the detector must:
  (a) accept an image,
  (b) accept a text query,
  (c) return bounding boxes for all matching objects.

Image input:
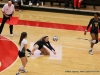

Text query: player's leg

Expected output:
[9,25,13,36]
[40,47,50,55]
[95,34,98,44]
[89,33,96,55]
[16,52,28,75]
[8,14,13,36]
[78,0,82,9]
[0,15,8,34]
[74,0,77,9]
[20,56,28,73]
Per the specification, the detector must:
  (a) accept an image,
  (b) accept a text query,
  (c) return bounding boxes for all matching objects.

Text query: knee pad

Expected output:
[34,45,39,49]
[91,40,96,44]
[95,40,98,44]
[27,49,31,52]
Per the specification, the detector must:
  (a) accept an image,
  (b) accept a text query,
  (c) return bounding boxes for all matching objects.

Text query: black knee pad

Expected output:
[95,40,98,44]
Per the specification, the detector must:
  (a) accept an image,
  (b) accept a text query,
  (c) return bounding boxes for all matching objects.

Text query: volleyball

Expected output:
[53,36,58,41]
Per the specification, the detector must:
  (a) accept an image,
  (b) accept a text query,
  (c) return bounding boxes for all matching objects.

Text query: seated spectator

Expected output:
[74,0,83,9]
[31,0,40,6]
[12,0,22,12]
[31,0,44,6]
[65,0,70,8]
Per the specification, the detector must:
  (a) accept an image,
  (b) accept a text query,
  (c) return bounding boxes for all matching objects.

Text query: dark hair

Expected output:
[94,12,99,16]
[19,32,27,46]
[39,36,48,41]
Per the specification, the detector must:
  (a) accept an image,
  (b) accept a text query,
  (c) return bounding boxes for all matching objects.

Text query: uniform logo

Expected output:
[94,22,98,27]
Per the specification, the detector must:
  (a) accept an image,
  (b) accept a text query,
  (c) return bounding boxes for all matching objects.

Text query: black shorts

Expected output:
[18,51,25,58]
[90,30,98,34]
[34,44,43,50]
[34,42,43,50]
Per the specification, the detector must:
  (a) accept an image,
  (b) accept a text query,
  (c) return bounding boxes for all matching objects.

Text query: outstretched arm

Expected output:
[44,41,56,54]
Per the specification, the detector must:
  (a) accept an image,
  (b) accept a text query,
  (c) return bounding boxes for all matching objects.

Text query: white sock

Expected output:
[90,48,92,50]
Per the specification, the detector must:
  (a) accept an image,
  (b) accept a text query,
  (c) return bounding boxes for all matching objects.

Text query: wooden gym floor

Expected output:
[0,8,100,75]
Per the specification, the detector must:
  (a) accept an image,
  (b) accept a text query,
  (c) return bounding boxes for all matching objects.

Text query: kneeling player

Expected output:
[31,36,56,55]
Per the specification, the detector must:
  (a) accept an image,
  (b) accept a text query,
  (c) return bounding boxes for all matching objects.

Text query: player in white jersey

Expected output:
[16,32,29,75]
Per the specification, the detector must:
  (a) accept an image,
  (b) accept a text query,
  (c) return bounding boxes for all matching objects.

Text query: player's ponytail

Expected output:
[19,32,27,46]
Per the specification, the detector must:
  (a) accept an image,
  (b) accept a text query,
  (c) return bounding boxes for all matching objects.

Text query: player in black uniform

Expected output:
[31,36,56,55]
[84,13,100,55]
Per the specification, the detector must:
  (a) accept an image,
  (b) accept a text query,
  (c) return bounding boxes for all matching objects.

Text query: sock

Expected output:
[90,48,92,50]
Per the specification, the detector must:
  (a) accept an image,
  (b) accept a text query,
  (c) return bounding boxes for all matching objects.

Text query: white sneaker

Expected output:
[10,34,13,37]
[16,73,20,75]
[37,3,39,7]
[19,10,21,13]
[21,69,28,73]
[89,50,93,55]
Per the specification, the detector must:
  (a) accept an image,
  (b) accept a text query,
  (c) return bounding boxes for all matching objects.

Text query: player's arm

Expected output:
[84,19,92,35]
[44,41,56,55]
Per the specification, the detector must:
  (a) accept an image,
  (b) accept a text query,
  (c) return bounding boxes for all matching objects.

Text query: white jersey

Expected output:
[2,4,15,15]
[19,39,27,51]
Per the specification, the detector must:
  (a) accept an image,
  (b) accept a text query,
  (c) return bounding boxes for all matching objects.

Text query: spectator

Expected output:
[92,0,96,9]
[65,0,70,8]
[74,0,83,9]
[12,0,22,12]
[32,0,40,6]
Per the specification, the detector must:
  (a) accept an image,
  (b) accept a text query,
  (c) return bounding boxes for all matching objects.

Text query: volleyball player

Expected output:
[30,36,56,55]
[84,13,100,55]
[16,32,29,75]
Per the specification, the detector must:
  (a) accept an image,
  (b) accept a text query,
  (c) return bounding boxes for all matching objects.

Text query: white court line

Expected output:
[0,62,1,67]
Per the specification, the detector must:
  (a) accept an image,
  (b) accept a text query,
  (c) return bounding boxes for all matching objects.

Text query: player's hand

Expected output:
[84,31,87,35]
[53,51,56,55]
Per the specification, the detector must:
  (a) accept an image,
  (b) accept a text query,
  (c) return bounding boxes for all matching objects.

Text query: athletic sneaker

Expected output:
[37,3,39,7]
[10,34,13,37]
[89,50,93,55]
[27,53,31,57]
[16,73,20,75]
[19,10,21,13]
[21,69,28,73]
